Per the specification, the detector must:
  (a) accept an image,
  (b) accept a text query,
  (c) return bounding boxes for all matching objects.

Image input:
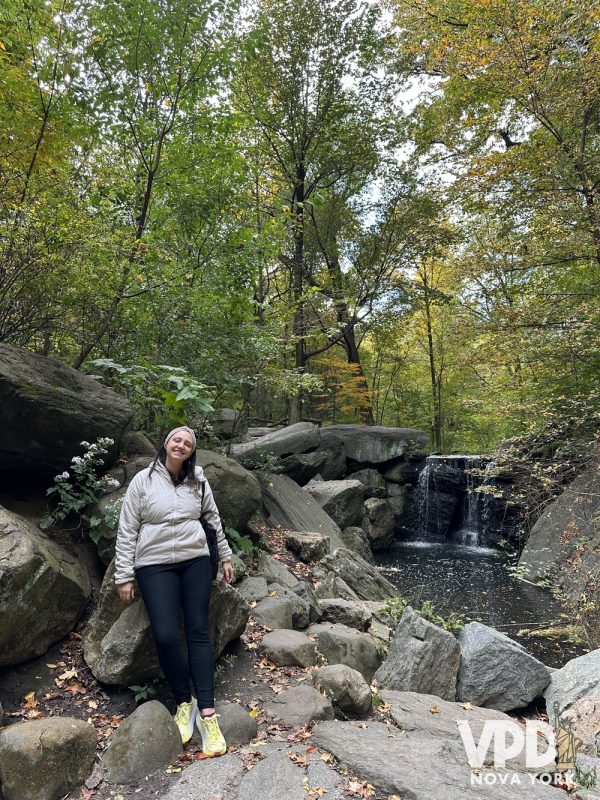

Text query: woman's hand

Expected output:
[221,561,234,584]
[117,581,135,603]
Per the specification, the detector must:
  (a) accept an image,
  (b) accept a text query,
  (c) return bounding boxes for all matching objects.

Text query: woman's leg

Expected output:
[135,562,191,704]
[180,556,214,710]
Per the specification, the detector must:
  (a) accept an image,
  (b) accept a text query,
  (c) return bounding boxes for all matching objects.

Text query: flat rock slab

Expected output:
[285,531,330,562]
[159,755,245,800]
[320,425,428,464]
[263,475,345,550]
[259,629,317,667]
[545,650,600,723]
[265,685,335,729]
[238,751,308,800]
[312,720,565,800]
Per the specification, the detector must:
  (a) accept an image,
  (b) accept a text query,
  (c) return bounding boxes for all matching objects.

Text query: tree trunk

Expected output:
[289,166,306,424]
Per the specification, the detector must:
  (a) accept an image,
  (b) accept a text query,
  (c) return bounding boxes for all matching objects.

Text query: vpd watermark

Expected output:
[457,718,577,787]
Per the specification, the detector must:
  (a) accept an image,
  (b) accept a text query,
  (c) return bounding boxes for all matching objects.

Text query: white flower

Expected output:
[71,456,84,465]
[80,441,90,447]
[55,471,70,482]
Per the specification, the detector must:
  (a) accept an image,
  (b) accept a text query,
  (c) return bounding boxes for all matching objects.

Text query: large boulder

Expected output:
[231,422,320,463]
[83,560,249,685]
[304,480,365,530]
[209,408,248,439]
[317,548,400,602]
[0,507,91,666]
[545,650,600,725]
[0,343,132,475]
[196,449,262,531]
[375,607,461,700]
[102,701,181,784]
[312,664,372,717]
[265,685,335,729]
[263,475,345,550]
[340,526,374,563]
[0,717,96,800]
[306,622,382,682]
[259,630,317,667]
[519,459,600,645]
[457,622,551,711]
[320,425,428,466]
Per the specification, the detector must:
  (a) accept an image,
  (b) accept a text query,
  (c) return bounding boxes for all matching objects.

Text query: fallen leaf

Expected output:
[306,746,317,754]
[58,669,77,681]
[46,663,58,669]
[80,788,93,800]
[461,702,474,711]
[287,751,310,766]
[272,685,284,694]
[64,683,87,695]
[88,700,99,709]
[429,705,441,714]
[248,708,260,718]
[165,765,182,773]
[320,752,333,763]
[23,691,36,705]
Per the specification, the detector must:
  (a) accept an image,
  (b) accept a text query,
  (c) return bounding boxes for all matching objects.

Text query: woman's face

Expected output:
[165,432,195,464]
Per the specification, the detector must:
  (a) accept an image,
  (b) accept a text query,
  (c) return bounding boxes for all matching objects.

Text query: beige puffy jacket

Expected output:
[114,461,233,585]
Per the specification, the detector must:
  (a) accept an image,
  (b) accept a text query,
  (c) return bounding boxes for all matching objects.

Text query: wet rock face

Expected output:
[0,343,132,475]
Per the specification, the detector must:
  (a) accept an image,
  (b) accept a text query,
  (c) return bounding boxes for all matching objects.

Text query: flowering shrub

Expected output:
[40,438,115,529]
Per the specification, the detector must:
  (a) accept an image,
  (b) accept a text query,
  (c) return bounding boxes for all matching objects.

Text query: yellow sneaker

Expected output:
[196,712,227,756]
[174,698,198,744]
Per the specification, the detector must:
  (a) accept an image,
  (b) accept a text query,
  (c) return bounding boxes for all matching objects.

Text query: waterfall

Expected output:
[413,454,492,547]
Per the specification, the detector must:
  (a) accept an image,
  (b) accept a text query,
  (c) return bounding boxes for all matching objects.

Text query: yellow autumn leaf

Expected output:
[249,707,260,718]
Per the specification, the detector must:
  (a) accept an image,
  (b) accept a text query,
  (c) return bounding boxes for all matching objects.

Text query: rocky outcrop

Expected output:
[320,425,428,466]
[457,622,551,711]
[375,607,461,700]
[0,717,96,800]
[0,343,132,475]
[361,497,395,551]
[0,507,91,666]
[102,701,181,784]
[232,422,320,463]
[83,560,249,685]
[519,458,600,645]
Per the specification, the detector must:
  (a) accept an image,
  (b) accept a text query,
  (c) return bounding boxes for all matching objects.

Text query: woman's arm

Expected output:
[114,474,144,587]
[200,479,233,564]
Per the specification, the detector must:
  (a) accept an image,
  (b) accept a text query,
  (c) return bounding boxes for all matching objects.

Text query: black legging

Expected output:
[135,555,214,708]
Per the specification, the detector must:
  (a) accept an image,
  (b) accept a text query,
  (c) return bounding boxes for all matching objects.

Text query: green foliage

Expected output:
[88,498,123,545]
[86,359,213,440]
[128,681,159,704]
[225,527,256,557]
[40,438,116,529]
[380,596,464,633]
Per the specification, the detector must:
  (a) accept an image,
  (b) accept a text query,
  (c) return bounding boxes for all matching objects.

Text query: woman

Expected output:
[114,425,233,756]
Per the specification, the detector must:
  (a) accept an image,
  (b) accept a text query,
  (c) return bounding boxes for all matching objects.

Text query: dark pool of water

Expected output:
[376,540,588,668]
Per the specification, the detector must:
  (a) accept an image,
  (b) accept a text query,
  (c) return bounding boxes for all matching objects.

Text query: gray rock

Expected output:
[83,560,249,684]
[263,475,345,550]
[361,497,395,551]
[285,531,330,562]
[293,580,324,623]
[307,622,382,682]
[0,507,91,666]
[279,451,328,485]
[457,622,551,711]
[265,685,335,729]
[251,595,294,630]
[160,755,245,800]
[386,494,407,527]
[348,468,387,498]
[0,717,96,800]
[304,480,365,529]
[314,572,360,601]
[236,576,269,604]
[232,422,320,463]
[554,697,600,756]
[238,751,307,800]
[0,343,132,475]
[196,449,262,532]
[375,607,461,701]
[320,425,428,465]
[378,689,555,772]
[382,458,416,483]
[253,552,302,590]
[340,526,374,563]
[102,700,181,784]
[545,650,600,724]
[312,720,564,799]
[259,629,317,667]
[267,583,311,629]
[210,408,248,439]
[317,436,347,481]
[318,548,400,601]
[519,458,600,645]
[121,430,156,457]
[319,599,372,631]
[574,754,600,790]
[313,664,372,716]
[215,701,258,746]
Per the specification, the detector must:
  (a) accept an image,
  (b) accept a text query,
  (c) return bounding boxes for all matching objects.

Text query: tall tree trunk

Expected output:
[289,167,306,424]
[423,290,442,450]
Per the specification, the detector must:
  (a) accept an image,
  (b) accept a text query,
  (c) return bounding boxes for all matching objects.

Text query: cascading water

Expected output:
[413,454,491,547]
